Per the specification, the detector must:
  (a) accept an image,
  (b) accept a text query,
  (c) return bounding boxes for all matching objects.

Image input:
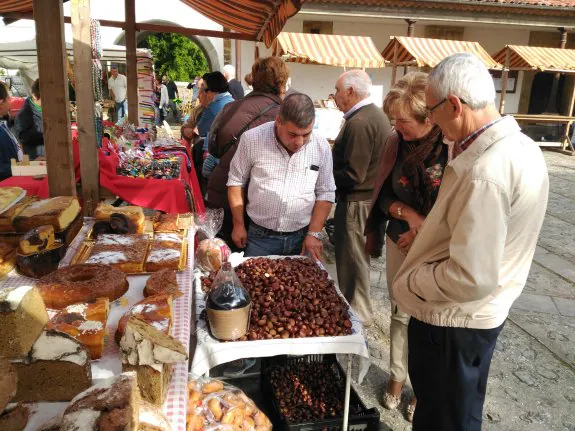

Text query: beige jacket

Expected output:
[393,116,549,329]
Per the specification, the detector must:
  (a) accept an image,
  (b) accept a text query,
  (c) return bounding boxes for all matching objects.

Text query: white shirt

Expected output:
[108,74,127,103]
[228,121,336,232]
[343,98,372,120]
[160,84,169,108]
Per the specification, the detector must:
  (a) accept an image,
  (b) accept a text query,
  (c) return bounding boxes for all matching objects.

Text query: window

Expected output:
[425,26,464,41]
[303,21,333,35]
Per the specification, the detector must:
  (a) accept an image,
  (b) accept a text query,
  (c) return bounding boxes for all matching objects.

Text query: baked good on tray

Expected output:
[86,234,150,273]
[0,285,48,358]
[17,226,63,278]
[0,196,38,233]
[0,403,29,431]
[60,372,140,431]
[153,213,179,233]
[37,263,128,309]
[144,269,181,298]
[13,196,80,232]
[120,317,187,406]
[145,234,183,272]
[115,294,173,345]
[0,187,25,215]
[12,330,92,402]
[19,225,54,254]
[47,298,110,359]
[138,401,172,431]
[95,202,145,234]
[0,241,17,278]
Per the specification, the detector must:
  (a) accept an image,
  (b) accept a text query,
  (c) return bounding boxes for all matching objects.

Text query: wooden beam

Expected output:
[71,0,99,215]
[135,23,254,42]
[125,0,138,126]
[391,39,399,86]
[499,47,510,115]
[33,0,76,197]
[235,39,242,83]
[2,11,125,28]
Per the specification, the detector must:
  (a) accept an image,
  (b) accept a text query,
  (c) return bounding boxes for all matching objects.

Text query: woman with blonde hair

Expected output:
[365,72,452,422]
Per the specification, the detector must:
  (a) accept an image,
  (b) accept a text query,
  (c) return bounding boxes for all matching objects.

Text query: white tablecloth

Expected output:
[190,255,371,383]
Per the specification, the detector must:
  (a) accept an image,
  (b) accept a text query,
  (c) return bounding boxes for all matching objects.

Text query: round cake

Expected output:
[144,269,181,298]
[37,264,128,309]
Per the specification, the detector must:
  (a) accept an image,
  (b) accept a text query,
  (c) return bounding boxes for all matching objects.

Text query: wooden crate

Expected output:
[10,156,47,176]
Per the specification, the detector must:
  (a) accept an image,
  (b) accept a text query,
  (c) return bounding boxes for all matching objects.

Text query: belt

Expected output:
[251,222,307,237]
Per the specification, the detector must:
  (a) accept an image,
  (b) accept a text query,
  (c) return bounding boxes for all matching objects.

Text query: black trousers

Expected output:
[408,317,505,431]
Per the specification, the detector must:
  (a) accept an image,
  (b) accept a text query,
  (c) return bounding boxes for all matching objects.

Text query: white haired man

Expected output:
[393,53,549,429]
[223,64,244,100]
[332,70,392,327]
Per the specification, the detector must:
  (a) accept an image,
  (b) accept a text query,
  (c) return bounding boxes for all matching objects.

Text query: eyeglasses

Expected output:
[426,97,467,115]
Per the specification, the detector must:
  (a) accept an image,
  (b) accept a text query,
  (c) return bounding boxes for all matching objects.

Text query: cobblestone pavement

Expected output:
[323,150,575,431]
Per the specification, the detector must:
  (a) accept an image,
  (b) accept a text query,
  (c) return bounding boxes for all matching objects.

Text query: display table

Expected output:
[0,220,195,431]
[0,175,50,198]
[512,113,575,153]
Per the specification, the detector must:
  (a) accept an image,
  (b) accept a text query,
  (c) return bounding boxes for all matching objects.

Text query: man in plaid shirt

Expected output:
[227,94,336,260]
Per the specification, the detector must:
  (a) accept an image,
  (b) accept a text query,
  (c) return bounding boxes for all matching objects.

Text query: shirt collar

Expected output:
[212,92,232,103]
[343,98,372,120]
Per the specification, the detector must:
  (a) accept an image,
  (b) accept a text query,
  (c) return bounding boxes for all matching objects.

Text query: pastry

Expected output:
[95,202,145,234]
[115,294,173,345]
[16,241,65,279]
[86,234,150,273]
[0,403,29,431]
[12,330,92,402]
[60,372,140,431]
[91,220,114,238]
[0,359,17,413]
[0,187,25,215]
[145,234,183,272]
[153,213,179,233]
[144,269,181,298]
[0,242,16,279]
[0,196,38,233]
[37,263,128,309]
[120,317,187,405]
[138,401,172,431]
[47,298,110,359]
[19,225,55,254]
[0,285,48,358]
[110,213,138,234]
[13,196,80,232]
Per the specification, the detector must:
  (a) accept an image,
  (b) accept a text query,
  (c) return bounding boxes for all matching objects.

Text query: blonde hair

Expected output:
[383,72,429,124]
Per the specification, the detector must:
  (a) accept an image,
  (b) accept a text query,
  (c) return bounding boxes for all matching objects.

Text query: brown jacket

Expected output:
[332,103,392,202]
[206,91,282,209]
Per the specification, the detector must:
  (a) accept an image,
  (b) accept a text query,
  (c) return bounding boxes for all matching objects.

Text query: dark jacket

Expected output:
[15,98,44,160]
[0,124,20,181]
[332,103,392,201]
[228,79,244,100]
[166,81,178,100]
[206,91,282,208]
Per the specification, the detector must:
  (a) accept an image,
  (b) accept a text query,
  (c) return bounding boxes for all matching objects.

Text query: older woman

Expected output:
[365,72,452,422]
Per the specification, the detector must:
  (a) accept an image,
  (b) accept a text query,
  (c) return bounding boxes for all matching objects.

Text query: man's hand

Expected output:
[301,234,323,262]
[365,232,383,258]
[231,225,247,249]
[405,211,425,231]
[397,228,418,255]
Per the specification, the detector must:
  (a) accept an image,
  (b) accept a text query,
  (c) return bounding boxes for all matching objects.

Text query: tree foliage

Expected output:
[145,33,209,81]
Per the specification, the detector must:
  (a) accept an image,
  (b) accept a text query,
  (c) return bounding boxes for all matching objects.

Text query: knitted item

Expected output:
[90,19,102,59]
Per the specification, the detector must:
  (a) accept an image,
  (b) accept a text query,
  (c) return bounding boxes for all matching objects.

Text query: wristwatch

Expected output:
[307,231,326,241]
[396,205,403,218]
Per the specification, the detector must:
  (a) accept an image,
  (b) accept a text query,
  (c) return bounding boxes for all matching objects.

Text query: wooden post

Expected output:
[254,43,260,61]
[71,0,99,215]
[499,47,510,115]
[235,39,242,85]
[33,0,76,197]
[391,39,399,86]
[563,79,575,152]
[125,0,138,126]
[404,20,415,76]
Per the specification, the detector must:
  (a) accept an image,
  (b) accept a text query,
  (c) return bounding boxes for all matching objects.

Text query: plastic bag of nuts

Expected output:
[187,377,272,431]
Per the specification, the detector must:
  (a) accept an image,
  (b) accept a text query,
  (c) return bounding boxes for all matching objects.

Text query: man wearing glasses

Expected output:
[393,53,549,429]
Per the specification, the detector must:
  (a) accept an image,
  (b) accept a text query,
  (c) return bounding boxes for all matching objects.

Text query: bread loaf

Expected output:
[0,196,38,233]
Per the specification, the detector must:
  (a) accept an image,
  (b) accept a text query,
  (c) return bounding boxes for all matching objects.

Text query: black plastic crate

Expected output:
[261,354,380,431]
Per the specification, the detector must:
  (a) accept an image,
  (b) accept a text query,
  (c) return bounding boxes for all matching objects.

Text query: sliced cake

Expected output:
[144,269,181,298]
[60,372,140,431]
[145,234,183,272]
[12,330,92,402]
[47,298,110,359]
[85,234,150,273]
[0,285,48,358]
[115,294,173,345]
[120,317,187,406]
[139,401,172,431]
[13,196,80,232]
[18,225,55,254]
[0,196,38,233]
[0,359,17,413]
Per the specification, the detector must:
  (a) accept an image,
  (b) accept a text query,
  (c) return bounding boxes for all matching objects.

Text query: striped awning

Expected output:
[491,45,575,72]
[0,1,303,48]
[180,0,304,48]
[381,36,502,69]
[272,32,385,68]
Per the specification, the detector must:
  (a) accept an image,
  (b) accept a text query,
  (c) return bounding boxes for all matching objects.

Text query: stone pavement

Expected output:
[323,150,575,430]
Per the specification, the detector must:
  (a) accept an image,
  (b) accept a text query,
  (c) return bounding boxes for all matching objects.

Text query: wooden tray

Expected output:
[70,234,188,274]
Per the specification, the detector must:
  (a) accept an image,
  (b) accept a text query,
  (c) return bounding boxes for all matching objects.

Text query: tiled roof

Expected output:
[306,0,575,10]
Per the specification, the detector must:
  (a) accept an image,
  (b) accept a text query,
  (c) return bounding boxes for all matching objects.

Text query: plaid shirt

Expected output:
[458,116,506,154]
[228,121,336,232]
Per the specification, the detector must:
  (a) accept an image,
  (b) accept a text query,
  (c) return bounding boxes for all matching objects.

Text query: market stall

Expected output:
[491,44,575,154]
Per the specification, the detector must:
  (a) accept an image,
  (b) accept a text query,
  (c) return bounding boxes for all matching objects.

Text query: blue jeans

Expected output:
[115,100,128,121]
[245,222,307,257]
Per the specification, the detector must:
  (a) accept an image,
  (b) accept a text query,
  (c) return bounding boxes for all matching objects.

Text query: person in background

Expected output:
[206,56,289,250]
[227,93,335,259]
[365,72,448,422]
[223,64,244,100]
[0,82,23,181]
[187,76,201,103]
[331,70,392,329]
[181,78,205,144]
[244,73,253,96]
[197,72,234,146]
[393,53,548,430]
[156,77,169,124]
[163,75,180,122]
[15,78,44,160]
[108,64,127,122]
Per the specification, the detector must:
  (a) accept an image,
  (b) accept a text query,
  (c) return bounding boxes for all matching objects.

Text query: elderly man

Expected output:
[223,64,244,100]
[228,93,335,260]
[332,70,392,327]
[393,53,549,429]
[108,65,127,121]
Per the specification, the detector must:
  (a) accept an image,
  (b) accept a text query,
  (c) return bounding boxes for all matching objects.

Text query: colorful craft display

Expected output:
[136,50,156,128]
